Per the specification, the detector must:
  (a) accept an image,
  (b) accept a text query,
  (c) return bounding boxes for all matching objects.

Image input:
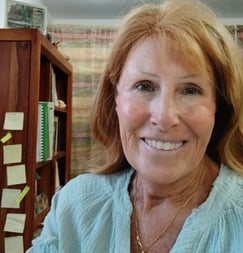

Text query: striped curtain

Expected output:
[48,25,117,177]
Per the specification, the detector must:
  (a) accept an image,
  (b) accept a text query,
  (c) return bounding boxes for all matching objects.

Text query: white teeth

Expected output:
[144,139,183,151]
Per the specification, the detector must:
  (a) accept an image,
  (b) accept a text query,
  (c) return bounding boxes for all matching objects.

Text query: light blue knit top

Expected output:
[27,164,243,253]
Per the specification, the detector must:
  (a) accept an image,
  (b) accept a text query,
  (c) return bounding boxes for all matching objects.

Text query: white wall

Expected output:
[221,18,243,25]
[51,18,121,27]
[1,0,242,29]
[51,18,243,28]
[0,0,46,28]
[0,0,8,27]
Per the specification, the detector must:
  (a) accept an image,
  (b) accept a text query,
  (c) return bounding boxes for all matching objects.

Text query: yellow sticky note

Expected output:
[1,132,12,143]
[16,186,30,204]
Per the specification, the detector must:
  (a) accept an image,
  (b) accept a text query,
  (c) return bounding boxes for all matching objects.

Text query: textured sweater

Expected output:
[26,164,243,253]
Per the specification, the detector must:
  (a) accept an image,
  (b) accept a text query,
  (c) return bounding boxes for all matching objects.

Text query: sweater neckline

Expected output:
[123,164,242,228]
[176,163,242,227]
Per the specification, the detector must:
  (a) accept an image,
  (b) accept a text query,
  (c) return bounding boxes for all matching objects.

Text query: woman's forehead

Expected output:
[125,35,211,74]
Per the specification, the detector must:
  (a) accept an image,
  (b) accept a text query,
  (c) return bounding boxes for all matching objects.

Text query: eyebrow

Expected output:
[139,71,160,79]
[139,71,198,80]
[180,74,197,79]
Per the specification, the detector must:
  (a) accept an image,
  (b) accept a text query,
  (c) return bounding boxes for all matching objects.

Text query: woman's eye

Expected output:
[183,86,201,95]
[135,81,154,92]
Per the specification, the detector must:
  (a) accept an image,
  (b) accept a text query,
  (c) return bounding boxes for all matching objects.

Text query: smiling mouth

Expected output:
[143,138,184,151]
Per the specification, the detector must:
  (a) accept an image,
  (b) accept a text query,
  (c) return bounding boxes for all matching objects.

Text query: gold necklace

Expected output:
[133,188,193,253]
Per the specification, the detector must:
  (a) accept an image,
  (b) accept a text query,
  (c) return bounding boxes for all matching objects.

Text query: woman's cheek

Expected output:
[117,95,149,127]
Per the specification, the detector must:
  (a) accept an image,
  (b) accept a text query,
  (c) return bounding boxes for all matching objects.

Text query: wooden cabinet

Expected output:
[0,29,72,252]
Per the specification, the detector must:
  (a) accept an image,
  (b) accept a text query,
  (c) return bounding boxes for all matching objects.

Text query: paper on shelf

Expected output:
[5,236,24,253]
[1,189,20,208]
[3,144,22,164]
[3,112,24,130]
[7,164,26,186]
[4,213,26,233]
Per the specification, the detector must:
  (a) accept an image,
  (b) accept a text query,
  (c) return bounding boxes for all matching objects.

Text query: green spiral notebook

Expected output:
[36,102,54,162]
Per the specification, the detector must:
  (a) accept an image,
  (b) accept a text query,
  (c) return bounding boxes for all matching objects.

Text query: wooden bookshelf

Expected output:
[0,29,72,252]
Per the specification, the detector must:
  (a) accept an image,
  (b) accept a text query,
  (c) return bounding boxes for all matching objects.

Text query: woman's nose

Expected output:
[149,92,180,131]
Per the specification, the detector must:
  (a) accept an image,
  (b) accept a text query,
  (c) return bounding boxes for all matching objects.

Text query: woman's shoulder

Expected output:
[194,163,243,221]
[200,163,243,215]
[217,164,243,208]
[174,164,243,252]
[52,168,134,221]
[187,164,243,225]
[58,167,134,199]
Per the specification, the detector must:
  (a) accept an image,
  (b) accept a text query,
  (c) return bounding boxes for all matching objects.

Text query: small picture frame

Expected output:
[7,0,47,34]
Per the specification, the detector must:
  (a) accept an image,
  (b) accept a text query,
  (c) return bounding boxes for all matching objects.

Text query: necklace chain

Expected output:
[133,183,193,253]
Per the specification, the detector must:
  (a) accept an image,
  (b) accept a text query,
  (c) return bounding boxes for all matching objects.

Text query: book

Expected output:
[53,116,59,154]
[51,68,59,107]
[36,102,55,162]
[48,102,55,159]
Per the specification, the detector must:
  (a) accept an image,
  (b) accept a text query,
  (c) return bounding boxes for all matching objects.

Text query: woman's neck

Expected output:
[131,156,219,211]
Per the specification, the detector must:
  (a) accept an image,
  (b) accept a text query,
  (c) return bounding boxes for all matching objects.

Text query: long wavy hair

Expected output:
[89,0,243,175]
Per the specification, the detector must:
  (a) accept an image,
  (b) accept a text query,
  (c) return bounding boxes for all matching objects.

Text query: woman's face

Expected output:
[115,37,216,185]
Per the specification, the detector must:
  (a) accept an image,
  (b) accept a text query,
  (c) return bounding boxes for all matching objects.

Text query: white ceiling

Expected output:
[41,0,243,20]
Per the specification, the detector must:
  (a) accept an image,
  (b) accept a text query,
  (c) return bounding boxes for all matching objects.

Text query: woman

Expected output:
[27,0,243,252]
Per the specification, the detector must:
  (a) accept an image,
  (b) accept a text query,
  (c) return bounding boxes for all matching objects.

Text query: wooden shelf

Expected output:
[0,28,72,252]
[34,208,50,231]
